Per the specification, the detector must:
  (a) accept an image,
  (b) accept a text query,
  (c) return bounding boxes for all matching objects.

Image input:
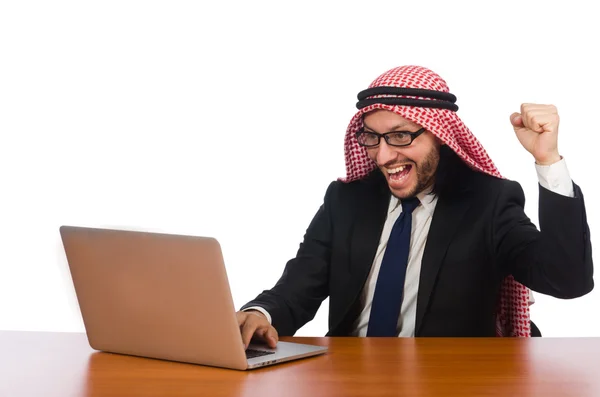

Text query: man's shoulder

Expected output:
[463,168,524,200]
[328,170,387,197]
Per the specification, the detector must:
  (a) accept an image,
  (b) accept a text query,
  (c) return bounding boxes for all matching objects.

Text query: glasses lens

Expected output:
[357,132,379,146]
[387,132,411,146]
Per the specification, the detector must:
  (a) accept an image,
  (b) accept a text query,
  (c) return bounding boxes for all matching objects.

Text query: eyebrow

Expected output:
[363,122,409,133]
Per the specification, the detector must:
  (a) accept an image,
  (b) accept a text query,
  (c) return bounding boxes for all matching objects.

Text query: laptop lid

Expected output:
[60,225,252,370]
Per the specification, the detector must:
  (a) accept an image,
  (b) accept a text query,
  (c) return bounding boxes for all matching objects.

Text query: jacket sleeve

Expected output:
[240,182,337,335]
[493,179,594,298]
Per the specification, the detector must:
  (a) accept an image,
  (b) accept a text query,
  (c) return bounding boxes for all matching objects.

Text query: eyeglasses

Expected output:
[355,127,426,148]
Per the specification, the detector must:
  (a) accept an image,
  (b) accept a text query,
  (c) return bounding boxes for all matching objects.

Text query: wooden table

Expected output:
[2,331,599,397]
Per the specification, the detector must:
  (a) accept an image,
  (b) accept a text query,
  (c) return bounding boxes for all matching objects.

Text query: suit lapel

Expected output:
[328,173,390,335]
[415,188,473,335]
[349,173,390,281]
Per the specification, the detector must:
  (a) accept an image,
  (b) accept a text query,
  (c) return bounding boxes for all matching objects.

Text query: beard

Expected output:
[389,146,440,199]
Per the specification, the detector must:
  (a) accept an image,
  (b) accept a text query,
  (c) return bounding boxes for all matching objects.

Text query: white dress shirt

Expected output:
[246,158,575,336]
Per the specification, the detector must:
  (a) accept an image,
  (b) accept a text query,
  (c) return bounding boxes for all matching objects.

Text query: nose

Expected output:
[374,140,398,166]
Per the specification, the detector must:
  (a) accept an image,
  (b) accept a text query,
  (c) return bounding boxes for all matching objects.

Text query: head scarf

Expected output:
[340,65,531,337]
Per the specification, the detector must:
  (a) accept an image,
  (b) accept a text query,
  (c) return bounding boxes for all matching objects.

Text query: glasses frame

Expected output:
[355,127,427,148]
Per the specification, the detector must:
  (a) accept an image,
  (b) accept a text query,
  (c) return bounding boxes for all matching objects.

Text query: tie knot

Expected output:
[401,197,420,214]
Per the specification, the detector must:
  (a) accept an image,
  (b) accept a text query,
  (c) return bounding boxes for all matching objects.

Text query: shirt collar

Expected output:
[389,188,438,217]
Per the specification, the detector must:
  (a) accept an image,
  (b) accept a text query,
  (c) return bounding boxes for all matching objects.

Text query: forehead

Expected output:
[362,109,422,130]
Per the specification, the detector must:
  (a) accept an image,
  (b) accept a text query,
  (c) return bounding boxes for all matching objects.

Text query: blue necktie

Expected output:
[367,197,420,337]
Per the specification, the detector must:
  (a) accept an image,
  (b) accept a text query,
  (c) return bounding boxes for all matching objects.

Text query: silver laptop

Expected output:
[59,225,327,370]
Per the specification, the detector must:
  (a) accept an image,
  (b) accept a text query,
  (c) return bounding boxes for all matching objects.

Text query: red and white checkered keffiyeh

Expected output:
[340,65,531,337]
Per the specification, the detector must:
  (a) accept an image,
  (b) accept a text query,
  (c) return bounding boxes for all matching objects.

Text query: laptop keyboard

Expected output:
[246,349,276,359]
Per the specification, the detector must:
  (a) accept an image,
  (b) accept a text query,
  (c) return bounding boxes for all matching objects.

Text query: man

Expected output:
[237,65,594,348]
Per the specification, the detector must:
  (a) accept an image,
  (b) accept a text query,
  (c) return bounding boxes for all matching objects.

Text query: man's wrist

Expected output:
[534,156,574,197]
[247,310,267,320]
[241,306,272,324]
[535,153,562,166]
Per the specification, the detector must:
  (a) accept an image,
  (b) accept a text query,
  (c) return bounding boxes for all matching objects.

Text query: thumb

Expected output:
[510,112,524,128]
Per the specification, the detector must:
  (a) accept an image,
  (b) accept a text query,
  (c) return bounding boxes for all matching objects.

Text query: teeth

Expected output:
[387,165,408,174]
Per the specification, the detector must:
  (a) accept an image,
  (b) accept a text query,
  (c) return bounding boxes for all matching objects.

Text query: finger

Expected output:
[525,112,558,134]
[236,311,247,327]
[521,105,559,130]
[255,327,278,349]
[521,103,558,114]
[523,111,546,133]
[264,327,279,348]
[522,109,559,119]
[254,323,276,340]
[254,328,271,347]
[241,318,259,349]
[510,112,523,128]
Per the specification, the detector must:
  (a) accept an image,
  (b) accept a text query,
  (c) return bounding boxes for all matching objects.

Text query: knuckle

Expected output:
[242,319,256,332]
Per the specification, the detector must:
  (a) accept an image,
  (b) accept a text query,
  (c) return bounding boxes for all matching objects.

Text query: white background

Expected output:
[1,1,598,337]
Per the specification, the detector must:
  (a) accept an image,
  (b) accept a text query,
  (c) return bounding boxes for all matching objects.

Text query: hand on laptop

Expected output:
[237,310,279,350]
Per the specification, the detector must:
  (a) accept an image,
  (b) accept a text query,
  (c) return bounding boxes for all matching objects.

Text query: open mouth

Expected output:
[386,164,413,187]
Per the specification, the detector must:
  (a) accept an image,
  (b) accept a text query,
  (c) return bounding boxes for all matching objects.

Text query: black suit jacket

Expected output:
[242,167,594,337]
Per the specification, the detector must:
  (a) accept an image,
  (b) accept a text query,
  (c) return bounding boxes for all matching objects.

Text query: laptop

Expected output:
[59,225,327,370]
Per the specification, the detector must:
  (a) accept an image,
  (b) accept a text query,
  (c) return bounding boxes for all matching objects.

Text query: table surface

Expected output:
[2,331,600,397]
